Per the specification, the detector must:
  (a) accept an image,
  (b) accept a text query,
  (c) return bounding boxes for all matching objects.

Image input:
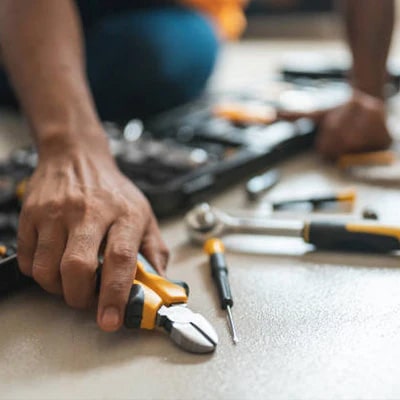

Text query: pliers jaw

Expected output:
[157,305,218,354]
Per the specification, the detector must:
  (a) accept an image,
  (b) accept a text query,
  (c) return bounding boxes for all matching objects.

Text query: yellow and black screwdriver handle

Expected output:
[124,255,189,330]
[303,221,400,253]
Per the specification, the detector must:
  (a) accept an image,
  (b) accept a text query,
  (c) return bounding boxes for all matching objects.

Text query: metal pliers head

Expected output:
[124,257,219,354]
[157,304,218,354]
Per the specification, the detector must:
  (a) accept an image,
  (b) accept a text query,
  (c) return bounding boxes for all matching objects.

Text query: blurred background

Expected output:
[244,0,399,38]
[244,0,337,38]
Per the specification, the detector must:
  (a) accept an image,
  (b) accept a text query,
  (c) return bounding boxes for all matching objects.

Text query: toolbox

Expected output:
[0,75,366,218]
[3,96,316,218]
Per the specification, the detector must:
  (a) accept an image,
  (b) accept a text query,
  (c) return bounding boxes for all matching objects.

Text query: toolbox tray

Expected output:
[1,95,318,218]
[116,97,317,217]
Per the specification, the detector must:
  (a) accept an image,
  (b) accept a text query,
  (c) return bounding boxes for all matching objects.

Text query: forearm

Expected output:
[0,0,106,157]
[341,0,394,98]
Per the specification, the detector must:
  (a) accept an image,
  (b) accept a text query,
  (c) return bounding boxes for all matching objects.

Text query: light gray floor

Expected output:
[2,39,400,400]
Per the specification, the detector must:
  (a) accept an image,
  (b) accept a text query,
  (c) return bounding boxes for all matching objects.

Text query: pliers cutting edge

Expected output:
[125,255,218,354]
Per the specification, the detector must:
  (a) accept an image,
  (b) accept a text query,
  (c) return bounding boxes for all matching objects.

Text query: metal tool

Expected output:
[0,249,218,354]
[271,188,356,210]
[186,203,400,253]
[125,255,218,353]
[203,238,238,344]
[246,168,280,201]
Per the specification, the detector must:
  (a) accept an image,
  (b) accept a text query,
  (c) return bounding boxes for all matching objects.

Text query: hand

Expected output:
[17,134,169,332]
[278,90,392,160]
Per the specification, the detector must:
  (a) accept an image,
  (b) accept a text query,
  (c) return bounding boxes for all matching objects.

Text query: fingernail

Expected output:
[101,307,120,330]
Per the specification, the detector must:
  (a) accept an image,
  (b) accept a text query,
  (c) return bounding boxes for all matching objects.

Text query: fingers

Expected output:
[17,207,37,277]
[140,216,169,277]
[315,102,357,160]
[60,221,107,309]
[97,218,141,332]
[31,223,66,294]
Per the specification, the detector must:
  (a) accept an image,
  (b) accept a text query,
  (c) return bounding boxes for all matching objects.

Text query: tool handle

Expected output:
[246,169,280,201]
[0,253,33,296]
[210,253,233,309]
[124,281,163,330]
[124,256,188,330]
[272,189,356,209]
[304,221,400,253]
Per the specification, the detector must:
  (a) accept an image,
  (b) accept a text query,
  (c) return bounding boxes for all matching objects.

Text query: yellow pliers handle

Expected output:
[124,257,188,330]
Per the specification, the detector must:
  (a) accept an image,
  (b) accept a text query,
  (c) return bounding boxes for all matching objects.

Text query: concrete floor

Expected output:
[2,38,400,399]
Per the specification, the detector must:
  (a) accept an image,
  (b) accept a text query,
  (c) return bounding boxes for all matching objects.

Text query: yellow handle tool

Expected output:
[124,256,218,353]
[204,238,239,344]
[303,221,400,252]
[124,256,188,330]
[272,188,356,210]
[213,102,277,125]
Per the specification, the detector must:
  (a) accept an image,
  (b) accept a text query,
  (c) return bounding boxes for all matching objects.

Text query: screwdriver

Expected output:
[271,188,356,210]
[203,238,238,344]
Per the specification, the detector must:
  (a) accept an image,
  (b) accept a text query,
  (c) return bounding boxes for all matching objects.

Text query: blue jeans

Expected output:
[0,3,219,121]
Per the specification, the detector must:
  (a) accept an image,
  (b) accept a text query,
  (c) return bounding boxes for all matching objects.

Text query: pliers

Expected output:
[124,254,218,353]
[0,248,218,354]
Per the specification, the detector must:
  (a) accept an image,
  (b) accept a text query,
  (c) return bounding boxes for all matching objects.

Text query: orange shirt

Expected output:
[179,0,247,40]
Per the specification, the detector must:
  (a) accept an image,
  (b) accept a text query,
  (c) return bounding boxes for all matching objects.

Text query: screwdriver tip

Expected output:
[226,306,239,345]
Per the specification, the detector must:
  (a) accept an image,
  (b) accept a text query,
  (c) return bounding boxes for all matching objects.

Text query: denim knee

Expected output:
[85,7,219,121]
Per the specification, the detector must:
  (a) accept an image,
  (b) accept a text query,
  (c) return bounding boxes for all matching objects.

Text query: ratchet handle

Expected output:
[304,221,400,253]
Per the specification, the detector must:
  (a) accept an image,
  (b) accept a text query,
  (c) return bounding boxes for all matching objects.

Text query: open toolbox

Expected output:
[2,94,317,218]
[0,71,378,218]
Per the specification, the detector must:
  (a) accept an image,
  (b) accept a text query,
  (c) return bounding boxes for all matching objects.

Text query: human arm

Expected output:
[279,0,394,160]
[0,0,169,331]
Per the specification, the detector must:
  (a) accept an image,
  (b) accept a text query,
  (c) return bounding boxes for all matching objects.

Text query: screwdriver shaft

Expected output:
[226,305,239,344]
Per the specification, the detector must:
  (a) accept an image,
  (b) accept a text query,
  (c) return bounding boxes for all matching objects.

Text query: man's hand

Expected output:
[17,135,169,332]
[279,90,392,160]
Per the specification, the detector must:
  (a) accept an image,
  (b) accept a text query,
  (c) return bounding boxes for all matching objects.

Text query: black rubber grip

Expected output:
[272,195,337,210]
[0,253,33,296]
[124,284,145,329]
[210,253,233,309]
[306,221,400,253]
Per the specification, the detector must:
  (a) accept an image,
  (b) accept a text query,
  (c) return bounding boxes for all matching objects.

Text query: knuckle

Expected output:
[60,254,96,277]
[45,199,63,214]
[107,245,135,266]
[32,264,58,287]
[66,195,92,216]
[123,207,142,223]
[20,201,37,221]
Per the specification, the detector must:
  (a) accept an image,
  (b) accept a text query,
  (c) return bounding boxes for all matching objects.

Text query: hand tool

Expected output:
[186,203,400,253]
[213,102,277,125]
[126,254,218,353]
[337,151,396,169]
[271,188,356,210]
[245,168,280,201]
[0,248,218,354]
[203,238,238,344]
